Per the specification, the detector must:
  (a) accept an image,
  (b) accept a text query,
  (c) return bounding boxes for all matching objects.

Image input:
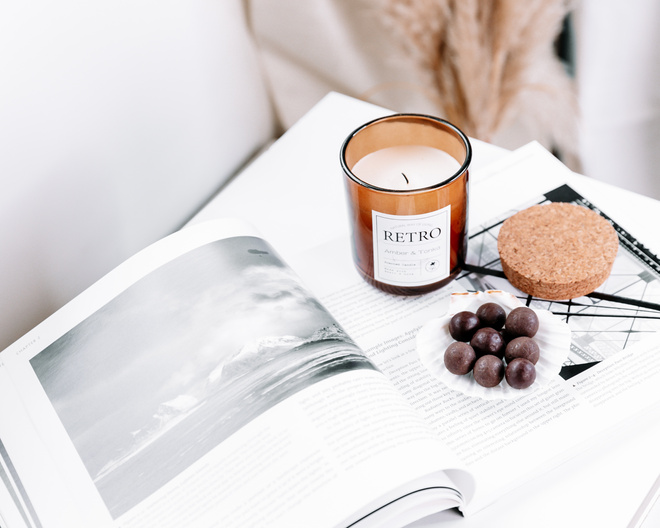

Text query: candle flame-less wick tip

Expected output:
[401,172,409,184]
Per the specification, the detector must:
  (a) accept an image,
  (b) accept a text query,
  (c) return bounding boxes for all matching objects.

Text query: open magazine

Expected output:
[0,219,473,528]
[2,174,660,526]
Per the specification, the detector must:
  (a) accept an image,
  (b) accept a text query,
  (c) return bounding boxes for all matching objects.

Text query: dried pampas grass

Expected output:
[380,0,579,166]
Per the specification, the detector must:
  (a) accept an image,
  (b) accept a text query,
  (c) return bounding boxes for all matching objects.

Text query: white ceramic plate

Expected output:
[416,290,571,400]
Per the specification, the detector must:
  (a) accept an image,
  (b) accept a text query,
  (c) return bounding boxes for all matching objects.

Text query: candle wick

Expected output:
[401,172,410,184]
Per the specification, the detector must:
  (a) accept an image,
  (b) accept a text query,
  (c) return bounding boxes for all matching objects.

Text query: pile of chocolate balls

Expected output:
[444,302,540,389]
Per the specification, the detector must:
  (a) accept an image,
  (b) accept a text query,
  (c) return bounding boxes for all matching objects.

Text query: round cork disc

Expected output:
[497,203,619,300]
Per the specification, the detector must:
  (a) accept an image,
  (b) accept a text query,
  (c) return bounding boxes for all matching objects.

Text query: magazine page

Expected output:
[0,449,30,528]
[289,144,660,516]
[0,219,472,528]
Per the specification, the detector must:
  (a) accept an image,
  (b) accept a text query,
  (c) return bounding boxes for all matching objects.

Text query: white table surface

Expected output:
[189,92,660,527]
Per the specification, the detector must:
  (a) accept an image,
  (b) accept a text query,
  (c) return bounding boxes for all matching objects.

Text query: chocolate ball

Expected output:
[444,342,477,375]
[449,311,480,342]
[505,336,540,365]
[505,358,537,389]
[476,302,506,330]
[470,327,506,358]
[505,307,539,338]
[473,355,505,387]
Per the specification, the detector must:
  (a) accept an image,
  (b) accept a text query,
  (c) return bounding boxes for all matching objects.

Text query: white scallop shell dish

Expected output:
[416,290,571,400]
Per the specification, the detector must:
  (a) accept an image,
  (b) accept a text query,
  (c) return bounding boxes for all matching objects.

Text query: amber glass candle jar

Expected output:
[340,114,471,295]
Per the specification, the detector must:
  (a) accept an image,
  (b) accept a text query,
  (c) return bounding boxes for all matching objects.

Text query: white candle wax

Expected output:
[351,145,461,191]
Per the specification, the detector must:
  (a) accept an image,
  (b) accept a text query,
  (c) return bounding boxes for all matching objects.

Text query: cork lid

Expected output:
[497,203,619,300]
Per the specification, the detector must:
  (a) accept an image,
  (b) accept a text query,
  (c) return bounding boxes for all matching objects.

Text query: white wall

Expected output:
[0,0,275,348]
[574,0,660,200]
